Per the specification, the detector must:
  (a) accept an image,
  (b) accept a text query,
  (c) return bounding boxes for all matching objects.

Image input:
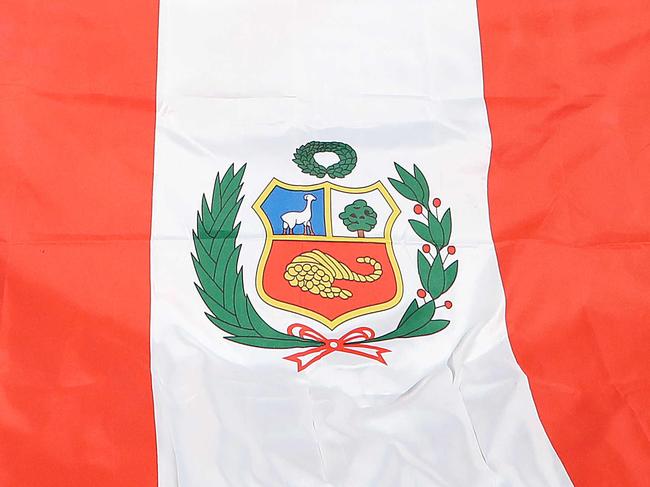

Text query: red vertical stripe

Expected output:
[1,2,159,486]
[478,0,650,485]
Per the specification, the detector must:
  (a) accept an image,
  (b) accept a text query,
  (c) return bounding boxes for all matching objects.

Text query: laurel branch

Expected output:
[292,141,357,179]
[192,165,321,349]
[367,163,458,342]
[192,162,457,349]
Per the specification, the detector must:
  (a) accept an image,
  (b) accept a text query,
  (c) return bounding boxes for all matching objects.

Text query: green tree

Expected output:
[339,199,378,237]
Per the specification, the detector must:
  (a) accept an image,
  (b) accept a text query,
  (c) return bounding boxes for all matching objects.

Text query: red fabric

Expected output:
[478,0,650,485]
[3,1,650,485]
[0,1,159,486]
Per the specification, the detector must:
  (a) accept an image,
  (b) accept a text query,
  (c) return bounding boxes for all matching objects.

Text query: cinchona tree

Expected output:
[339,199,377,237]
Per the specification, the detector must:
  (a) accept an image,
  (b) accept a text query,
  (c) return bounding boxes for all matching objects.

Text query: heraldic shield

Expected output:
[253,179,403,329]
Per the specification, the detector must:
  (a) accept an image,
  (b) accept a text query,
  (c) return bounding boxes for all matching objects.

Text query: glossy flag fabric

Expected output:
[2,1,649,486]
[151,1,568,485]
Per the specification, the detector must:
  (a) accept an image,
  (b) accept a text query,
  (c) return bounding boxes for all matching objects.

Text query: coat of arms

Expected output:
[252,179,403,330]
[192,142,458,371]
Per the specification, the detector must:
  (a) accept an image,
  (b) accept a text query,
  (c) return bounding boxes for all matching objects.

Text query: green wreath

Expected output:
[292,141,357,179]
[191,163,458,351]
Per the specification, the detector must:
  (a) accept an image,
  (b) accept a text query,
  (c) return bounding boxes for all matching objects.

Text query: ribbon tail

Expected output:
[341,344,391,365]
[283,347,333,372]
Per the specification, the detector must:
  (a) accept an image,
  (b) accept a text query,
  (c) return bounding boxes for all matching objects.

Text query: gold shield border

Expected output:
[252,179,403,329]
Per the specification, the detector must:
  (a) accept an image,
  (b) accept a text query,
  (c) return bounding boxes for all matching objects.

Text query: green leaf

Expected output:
[403,300,436,326]
[417,251,431,290]
[388,178,418,201]
[201,195,213,229]
[205,313,257,337]
[245,299,292,339]
[208,196,243,238]
[222,245,242,311]
[233,272,253,329]
[195,212,210,240]
[192,231,215,277]
[368,299,419,342]
[427,212,445,248]
[394,162,423,196]
[219,165,234,196]
[426,252,445,298]
[373,301,436,341]
[442,261,458,294]
[409,220,434,244]
[377,301,436,341]
[195,287,236,325]
[210,223,240,277]
[213,229,238,284]
[413,165,430,206]
[194,286,238,328]
[192,255,224,305]
[394,163,424,202]
[222,164,246,203]
[403,320,450,338]
[440,209,452,246]
[211,173,222,211]
[398,299,419,327]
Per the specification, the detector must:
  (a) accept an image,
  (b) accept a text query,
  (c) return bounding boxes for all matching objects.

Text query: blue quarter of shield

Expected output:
[259,187,326,235]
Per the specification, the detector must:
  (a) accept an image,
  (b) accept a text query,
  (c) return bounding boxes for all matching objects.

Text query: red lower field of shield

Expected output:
[261,240,400,324]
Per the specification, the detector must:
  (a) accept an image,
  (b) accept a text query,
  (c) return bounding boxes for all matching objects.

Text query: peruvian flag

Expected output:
[2,1,649,486]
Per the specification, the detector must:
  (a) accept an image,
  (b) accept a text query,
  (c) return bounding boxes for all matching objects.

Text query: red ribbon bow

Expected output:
[283,324,391,371]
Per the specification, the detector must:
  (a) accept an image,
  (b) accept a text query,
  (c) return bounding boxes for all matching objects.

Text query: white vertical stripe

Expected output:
[151,1,571,485]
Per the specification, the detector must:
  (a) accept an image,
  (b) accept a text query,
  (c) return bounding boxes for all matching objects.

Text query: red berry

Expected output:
[432,198,441,208]
[444,300,453,309]
[447,246,456,255]
[414,204,423,214]
[422,244,431,253]
[417,289,427,299]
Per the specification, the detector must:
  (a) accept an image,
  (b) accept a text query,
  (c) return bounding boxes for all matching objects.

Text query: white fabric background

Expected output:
[151,1,572,485]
